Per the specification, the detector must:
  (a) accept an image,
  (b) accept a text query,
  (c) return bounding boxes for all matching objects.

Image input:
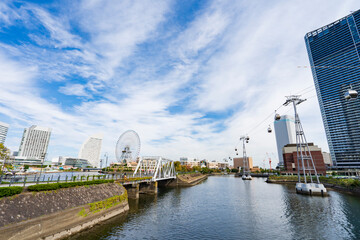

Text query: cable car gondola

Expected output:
[345,86,358,100]
[274,113,281,121]
[267,125,272,133]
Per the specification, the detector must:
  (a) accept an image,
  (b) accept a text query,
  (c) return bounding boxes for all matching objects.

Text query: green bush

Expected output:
[0,186,23,198]
[27,179,114,192]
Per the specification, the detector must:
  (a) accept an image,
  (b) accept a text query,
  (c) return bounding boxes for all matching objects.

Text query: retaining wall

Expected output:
[0,183,129,240]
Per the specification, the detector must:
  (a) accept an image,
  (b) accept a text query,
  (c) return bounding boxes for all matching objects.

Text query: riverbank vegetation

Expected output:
[268,175,360,189]
[118,177,152,182]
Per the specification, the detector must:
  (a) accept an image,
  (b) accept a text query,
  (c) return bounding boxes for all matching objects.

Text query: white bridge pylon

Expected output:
[133,156,176,181]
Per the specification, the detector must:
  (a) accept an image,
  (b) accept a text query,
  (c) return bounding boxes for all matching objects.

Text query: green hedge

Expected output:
[0,186,23,198]
[27,179,114,192]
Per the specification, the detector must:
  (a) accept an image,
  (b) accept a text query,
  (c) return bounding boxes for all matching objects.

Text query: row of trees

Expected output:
[174,161,237,174]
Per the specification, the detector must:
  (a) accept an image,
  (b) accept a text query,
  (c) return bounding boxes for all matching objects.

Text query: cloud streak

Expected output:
[0,0,359,167]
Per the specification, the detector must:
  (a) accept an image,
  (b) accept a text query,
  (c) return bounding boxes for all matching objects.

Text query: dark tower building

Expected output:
[305,10,360,168]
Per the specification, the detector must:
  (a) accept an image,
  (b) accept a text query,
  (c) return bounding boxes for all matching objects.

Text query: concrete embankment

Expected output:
[167,173,208,187]
[0,183,128,240]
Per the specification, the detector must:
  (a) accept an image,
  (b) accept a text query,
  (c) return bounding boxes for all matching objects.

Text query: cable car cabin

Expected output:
[274,114,281,121]
[267,125,272,133]
[235,148,237,151]
[345,89,358,100]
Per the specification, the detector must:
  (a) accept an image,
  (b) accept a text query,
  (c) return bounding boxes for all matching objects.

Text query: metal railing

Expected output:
[0,172,135,187]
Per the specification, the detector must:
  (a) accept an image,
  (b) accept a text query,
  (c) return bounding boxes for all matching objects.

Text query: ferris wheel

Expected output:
[115,130,141,164]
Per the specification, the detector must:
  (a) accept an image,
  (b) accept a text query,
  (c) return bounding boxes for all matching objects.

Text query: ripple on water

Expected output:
[67,176,360,240]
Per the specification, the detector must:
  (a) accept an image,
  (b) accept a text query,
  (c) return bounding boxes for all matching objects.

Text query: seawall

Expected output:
[167,173,208,187]
[0,183,129,240]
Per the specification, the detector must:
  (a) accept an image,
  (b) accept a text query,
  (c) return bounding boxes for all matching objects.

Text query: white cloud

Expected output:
[0,0,359,168]
[59,83,89,97]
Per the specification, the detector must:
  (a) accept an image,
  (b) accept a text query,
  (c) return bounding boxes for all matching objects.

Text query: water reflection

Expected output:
[68,176,360,240]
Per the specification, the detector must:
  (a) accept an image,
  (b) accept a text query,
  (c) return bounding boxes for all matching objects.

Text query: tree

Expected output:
[0,143,10,161]
[0,143,11,173]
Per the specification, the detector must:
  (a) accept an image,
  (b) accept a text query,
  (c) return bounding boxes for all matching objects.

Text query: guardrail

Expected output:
[0,173,152,187]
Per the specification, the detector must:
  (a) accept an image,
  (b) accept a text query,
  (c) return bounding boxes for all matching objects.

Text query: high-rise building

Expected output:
[274,115,296,166]
[78,133,103,168]
[233,157,253,170]
[305,10,360,168]
[282,143,326,176]
[18,125,52,160]
[0,121,9,144]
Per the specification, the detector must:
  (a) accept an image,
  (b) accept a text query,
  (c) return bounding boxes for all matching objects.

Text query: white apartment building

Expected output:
[274,115,296,166]
[78,133,103,168]
[18,125,52,160]
[0,121,9,144]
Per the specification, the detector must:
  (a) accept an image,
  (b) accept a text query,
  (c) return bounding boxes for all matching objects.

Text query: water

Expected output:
[68,176,360,240]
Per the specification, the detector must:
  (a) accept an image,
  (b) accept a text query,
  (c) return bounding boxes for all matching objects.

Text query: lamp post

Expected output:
[37,152,46,183]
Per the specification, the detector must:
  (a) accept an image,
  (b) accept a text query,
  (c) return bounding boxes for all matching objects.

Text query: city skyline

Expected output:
[0,1,360,167]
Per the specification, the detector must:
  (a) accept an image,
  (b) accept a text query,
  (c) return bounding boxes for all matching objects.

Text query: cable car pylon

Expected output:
[283,95,327,196]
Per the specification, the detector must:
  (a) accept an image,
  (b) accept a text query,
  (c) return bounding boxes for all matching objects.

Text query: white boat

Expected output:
[242,174,252,180]
[295,182,327,196]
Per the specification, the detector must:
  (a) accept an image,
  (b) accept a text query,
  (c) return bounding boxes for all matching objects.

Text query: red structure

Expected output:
[282,143,326,176]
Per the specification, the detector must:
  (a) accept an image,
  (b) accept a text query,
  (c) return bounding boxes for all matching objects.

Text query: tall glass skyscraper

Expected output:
[305,9,360,169]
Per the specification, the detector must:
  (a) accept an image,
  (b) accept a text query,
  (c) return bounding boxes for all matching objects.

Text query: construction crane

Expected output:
[266,152,272,171]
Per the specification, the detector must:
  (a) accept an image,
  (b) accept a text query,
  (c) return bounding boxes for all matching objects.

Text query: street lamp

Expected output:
[37,152,46,183]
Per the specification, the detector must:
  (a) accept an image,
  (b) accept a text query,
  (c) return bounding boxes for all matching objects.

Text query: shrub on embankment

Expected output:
[27,179,114,192]
[268,175,360,189]
[0,186,23,198]
[118,177,152,182]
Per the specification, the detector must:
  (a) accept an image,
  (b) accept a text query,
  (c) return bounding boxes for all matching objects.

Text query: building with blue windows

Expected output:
[305,9,360,169]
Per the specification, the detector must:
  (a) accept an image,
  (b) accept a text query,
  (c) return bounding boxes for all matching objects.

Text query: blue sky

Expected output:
[0,0,359,166]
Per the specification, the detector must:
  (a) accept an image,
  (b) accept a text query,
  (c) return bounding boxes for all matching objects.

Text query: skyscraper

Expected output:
[0,121,9,144]
[305,10,360,168]
[18,125,52,159]
[274,115,296,166]
[78,133,103,168]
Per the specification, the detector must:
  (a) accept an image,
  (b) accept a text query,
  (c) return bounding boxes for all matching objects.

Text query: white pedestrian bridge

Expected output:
[133,156,176,182]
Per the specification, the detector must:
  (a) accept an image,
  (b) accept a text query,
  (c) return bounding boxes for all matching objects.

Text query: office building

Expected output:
[233,157,253,170]
[78,133,103,168]
[0,121,9,144]
[274,115,296,166]
[305,10,360,168]
[322,152,333,167]
[282,143,326,175]
[18,125,51,160]
[64,158,91,168]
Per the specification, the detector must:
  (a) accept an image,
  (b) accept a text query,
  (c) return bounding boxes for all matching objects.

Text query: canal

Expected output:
[68,176,360,240]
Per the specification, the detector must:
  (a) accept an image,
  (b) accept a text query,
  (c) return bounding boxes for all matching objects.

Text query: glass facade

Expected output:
[305,9,360,168]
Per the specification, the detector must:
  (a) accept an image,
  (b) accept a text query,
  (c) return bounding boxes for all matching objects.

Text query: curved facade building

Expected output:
[78,133,103,168]
[274,115,296,166]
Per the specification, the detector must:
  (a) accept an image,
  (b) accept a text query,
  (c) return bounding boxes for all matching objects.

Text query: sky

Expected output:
[0,0,359,167]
